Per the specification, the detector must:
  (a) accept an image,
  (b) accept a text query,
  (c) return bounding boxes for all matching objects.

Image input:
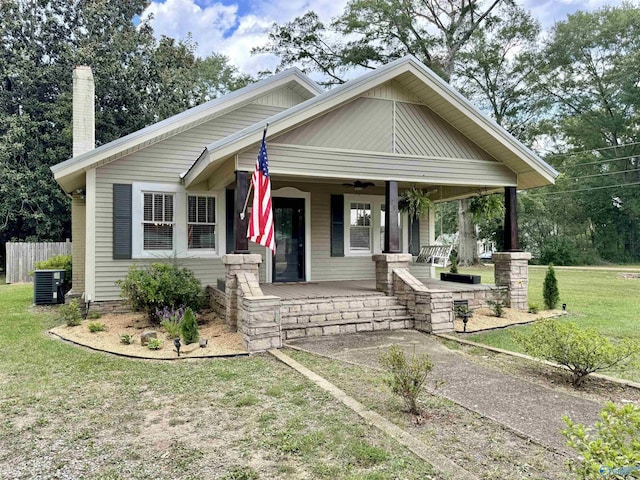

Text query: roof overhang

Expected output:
[183,56,557,190]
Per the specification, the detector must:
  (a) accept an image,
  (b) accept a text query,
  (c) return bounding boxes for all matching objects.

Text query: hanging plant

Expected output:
[399,186,433,221]
[469,194,504,222]
[399,186,433,254]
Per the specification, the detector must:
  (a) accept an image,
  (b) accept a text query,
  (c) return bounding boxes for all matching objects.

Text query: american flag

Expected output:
[247,130,275,252]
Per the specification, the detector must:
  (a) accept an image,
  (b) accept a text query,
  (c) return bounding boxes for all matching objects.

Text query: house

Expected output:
[51,56,557,352]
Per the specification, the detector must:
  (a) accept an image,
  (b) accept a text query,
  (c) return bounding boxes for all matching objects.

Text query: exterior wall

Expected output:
[92,103,286,301]
[70,194,86,294]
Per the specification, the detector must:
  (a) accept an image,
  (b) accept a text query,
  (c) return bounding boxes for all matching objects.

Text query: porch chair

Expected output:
[415,244,453,268]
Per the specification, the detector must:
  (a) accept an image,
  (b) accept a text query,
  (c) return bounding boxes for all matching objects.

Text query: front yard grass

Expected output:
[450,265,640,383]
[0,283,436,479]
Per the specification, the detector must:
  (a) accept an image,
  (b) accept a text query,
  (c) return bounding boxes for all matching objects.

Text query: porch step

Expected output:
[282,315,414,340]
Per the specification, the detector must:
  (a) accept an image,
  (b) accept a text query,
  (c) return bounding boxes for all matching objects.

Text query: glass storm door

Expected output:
[273,197,305,282]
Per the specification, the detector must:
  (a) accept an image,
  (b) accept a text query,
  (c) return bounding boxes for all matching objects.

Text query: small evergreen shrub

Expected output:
[513,320,640,387]
[563,402,640,479]
[488,291,507,318]
[120,334,133,345]
[87,311,102,320]
[147,338,162,350]
[449,253,459,274]
[157,306,185,339]
[116,263,203,321]
[60,299,83,326]
[33,254,72,291]
[180,307,199,345]
[543,264,560,310]
[380,345,433,414]
[88,322,107,333]
[454,304,473,319]
[528,303,540,314]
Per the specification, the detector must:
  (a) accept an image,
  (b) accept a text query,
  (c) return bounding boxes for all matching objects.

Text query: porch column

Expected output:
[383,180,401,253]
[234,170,250,253]
[503,186,519,252]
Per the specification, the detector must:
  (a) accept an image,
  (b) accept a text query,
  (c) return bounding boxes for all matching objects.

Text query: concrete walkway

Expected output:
[288,330,603,454]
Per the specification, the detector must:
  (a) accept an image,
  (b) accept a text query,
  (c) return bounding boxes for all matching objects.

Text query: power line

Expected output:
[545,141,640,159]
[528,180,640,196]
[557,153,639,168]
[564,168,640,181]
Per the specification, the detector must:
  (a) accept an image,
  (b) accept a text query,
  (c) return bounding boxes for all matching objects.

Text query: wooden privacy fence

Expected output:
[5,241,72,284]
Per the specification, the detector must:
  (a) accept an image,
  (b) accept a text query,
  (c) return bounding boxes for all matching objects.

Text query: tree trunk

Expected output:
[457,199,478,266]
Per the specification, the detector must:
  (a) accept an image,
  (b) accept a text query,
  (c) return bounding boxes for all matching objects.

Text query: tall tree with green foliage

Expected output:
[538,4,640,263]
[0,0,251,268]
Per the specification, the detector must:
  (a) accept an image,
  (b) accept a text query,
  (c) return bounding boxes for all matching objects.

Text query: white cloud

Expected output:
[144,0,627,77]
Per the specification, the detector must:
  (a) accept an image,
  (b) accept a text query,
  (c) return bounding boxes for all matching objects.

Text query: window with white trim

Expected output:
[188,195,216,249]
[143,192,174,250]
[349,202,372,251]
[344,195,407,255]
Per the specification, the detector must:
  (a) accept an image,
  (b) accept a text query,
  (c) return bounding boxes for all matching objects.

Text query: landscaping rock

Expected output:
[140,330,157,346]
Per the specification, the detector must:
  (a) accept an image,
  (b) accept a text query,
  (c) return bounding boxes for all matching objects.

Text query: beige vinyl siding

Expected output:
[238,144,517,187]
[363,80,423,103]
[93,104,285,301]
[395,102,494,160]
[71,194,86,294]
[273,98,393,153]
[252,86,310,108]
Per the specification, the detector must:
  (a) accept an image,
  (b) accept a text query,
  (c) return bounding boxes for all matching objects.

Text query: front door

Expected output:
[273,197,305,282]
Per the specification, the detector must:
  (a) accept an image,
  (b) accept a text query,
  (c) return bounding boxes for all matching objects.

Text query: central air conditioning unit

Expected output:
[34,269,66,305]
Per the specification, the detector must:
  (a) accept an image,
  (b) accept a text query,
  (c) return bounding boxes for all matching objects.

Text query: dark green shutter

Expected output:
[330,195,344,257]
[226,188,235,254]
[113,184,132,259]
[410,218,421,256]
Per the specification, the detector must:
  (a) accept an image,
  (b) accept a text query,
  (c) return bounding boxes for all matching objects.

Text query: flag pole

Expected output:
[240,124,269,220]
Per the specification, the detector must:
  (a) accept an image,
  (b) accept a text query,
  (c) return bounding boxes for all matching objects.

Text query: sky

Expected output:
[141,0,626,77]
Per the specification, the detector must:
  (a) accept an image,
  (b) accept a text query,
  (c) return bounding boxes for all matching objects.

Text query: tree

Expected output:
[538,5,640,263]
[0,0,252,268]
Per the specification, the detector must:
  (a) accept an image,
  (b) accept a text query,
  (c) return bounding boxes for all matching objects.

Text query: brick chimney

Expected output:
[72,66,95,157]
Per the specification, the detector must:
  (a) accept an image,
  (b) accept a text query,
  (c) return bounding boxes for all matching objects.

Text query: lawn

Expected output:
[448,264,640,382]
[0,283,436,479]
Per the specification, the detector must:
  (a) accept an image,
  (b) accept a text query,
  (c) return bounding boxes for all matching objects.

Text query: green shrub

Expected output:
[543,264,560,310]
[454,304,473,319]
[59,299,83,327]
[87,311,102,320]
[120,334,133,345]
[528,303,540,314]
[380,345,433,414]
[563,402,640,479]
[449,253,458,274]
[88,322,107,333]
[513,320,640,387]
[488,291,507,317]
[33,254,72,291]
[180,307,199,345]
[147,338,162,350]
[116,263,203,321]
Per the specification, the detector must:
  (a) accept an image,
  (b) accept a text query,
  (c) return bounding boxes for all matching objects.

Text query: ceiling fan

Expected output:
[342,180,375,190]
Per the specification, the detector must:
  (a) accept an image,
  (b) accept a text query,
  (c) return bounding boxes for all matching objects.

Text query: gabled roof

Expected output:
[183,55,557,190]
[51,68,323,192]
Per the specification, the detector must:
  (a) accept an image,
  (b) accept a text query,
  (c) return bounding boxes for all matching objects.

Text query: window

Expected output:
[344,195,407,255]
[350,202,371,251]
[143,192,174,250]
[188,195,216,249]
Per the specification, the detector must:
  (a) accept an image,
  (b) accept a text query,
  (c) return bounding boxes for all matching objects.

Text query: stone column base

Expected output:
[222,254,262,330]
[372,254,413,294]
[493,252,532,311]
